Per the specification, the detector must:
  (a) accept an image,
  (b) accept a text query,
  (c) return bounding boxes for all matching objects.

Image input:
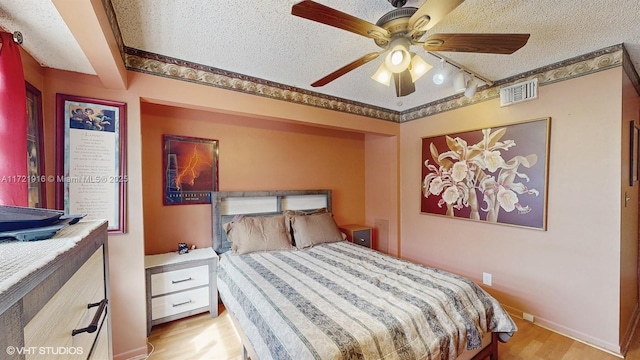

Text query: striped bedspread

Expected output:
[217,241,517,360]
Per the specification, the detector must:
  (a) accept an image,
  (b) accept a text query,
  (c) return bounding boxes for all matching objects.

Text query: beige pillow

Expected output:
[284,208,327,227]
[284,208,328,246]
[223,215,293,255]
[291,212,343,249]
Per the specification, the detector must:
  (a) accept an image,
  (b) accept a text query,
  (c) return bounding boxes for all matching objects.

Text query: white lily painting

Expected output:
[421,118,549,229]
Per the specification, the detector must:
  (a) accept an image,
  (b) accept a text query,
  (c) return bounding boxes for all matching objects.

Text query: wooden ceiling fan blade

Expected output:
[292,0,390,41]
[393,69,415,97]
[311,52,380,87]
[408,0,464,31]
[423,33,530,54]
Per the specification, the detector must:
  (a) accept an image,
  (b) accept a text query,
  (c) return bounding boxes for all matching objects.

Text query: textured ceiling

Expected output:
[2,0,640,112]
[0,0,94,74]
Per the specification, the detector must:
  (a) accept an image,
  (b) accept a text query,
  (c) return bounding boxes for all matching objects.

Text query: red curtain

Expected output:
[0,31,27,206]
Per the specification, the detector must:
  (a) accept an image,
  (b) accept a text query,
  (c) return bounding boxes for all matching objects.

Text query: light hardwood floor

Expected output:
[146,304,640,359]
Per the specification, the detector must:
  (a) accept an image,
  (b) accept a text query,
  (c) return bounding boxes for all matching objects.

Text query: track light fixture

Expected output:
[453,70,466,93]
[432,58,450,85]
[428,52,493,98]
[464,76,478,98]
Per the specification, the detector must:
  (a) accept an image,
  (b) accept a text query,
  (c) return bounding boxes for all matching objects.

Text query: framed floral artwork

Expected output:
[55,94,127,233]
[163,135,219,205]
[421,117,550,230]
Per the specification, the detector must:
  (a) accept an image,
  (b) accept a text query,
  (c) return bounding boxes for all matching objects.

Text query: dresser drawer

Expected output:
[152,286,210,320]
[151,265,209,296]
[89,317,110,360]
[24,247,105,359]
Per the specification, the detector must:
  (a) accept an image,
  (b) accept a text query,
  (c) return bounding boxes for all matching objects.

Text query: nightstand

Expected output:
[144,247,218,336]
[339,224,373,249]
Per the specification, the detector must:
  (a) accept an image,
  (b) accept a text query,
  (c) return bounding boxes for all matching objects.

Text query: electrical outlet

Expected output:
[523,312,535,322]
[482,272,492,286]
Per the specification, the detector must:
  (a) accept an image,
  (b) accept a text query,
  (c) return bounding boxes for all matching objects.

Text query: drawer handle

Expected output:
[358,238,365,242]
[72,299,108,336]
[172,299,192,307]
[171,277,193,284]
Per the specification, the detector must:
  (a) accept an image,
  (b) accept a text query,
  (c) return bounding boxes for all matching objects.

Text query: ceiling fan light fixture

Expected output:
[371,62,392,86]
[384,38,411,73]
[408,54,432,82]
[390,50,405,66]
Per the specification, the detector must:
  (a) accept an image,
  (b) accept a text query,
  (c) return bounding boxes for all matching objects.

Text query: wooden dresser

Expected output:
[0,220,110,360]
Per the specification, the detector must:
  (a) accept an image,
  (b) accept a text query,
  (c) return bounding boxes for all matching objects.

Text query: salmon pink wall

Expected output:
[36,69,147,359]
[400,68,633,354]
[141,103,367,255]
[128,72,399,137]
[365,133,400,255]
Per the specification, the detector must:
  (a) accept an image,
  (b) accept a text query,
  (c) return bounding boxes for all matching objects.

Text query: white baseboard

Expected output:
[502,304,624,358]
[113,345,148,360]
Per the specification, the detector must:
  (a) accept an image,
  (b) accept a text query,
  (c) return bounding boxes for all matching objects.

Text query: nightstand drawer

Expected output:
[352,229,371,248]
[339,224,373,249]
[151,265,209,296]
[152,286,210,320]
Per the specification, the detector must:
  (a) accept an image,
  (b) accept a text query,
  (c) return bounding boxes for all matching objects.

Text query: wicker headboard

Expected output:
[211,190,332,254]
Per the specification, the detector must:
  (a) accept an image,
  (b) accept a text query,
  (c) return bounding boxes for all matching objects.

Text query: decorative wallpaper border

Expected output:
[102,1,633,123]
[123,45,627,123]
[401,44,626,122]
[124,48,401,123]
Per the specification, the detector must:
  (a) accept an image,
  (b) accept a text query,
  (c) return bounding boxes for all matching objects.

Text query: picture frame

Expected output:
[55,94,127,233]
[26,82,46,208]
[630,120,639,186]
[163,135,219,205]
[421,117,550,230]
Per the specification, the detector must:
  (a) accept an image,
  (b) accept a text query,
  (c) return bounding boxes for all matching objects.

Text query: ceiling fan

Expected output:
[291,0,530,97]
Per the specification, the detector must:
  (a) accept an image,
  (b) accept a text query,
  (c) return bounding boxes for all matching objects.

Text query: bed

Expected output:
[213,190,517,360]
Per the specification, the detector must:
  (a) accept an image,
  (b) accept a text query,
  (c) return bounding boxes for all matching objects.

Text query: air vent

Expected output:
[500,78,538,107]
